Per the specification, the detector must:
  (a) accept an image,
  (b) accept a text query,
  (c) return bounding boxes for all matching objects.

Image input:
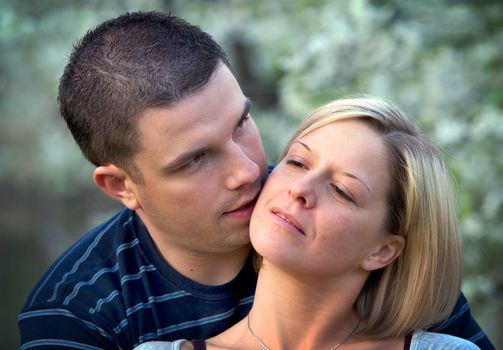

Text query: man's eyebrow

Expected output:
[292,140,374,197]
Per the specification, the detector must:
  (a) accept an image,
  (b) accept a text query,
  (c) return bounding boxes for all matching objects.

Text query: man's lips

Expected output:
[271,208,305,235]
[224,192,260,218]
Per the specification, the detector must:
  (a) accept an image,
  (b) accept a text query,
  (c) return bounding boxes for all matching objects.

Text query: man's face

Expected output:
[129,64,268,257]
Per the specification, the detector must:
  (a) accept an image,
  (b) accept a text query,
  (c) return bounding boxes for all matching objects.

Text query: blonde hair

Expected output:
[281,96,462,338]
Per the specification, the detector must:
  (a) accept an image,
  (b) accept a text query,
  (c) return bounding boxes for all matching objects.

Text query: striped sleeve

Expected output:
[18,306,118,349]
[434,293,495,350]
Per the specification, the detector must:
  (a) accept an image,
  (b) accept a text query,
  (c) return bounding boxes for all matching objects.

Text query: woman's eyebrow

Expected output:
[343,172,375,198]
[292,140,311,152]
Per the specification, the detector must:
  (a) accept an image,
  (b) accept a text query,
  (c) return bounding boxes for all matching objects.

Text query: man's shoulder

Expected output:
[21,208,137,309]
[412,330,480,349]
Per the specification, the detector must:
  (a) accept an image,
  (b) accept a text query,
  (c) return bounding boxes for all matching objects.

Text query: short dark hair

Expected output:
[58,11,229,178]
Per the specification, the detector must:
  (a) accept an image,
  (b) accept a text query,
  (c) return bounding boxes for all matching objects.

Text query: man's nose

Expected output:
[224,144,261,190]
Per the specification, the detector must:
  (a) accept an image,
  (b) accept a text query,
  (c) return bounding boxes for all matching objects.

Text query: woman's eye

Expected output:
[286,159,306,169]
[331,184,353,202]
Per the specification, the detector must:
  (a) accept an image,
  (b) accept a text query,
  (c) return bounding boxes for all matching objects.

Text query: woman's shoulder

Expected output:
[411,330,481,349]
[133,339,191,350]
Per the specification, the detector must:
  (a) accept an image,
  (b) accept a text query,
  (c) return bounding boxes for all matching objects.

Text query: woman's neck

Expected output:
[249,263,364,349]
[208,261,367,350]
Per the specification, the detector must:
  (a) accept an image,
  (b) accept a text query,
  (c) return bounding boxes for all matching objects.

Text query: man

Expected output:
[18,11,494,350]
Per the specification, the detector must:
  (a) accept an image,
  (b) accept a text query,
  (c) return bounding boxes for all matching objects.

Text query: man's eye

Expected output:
[182,154,205,170]
[237,115,250,128]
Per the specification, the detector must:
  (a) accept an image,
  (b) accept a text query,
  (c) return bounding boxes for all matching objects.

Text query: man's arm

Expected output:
[433,292,495,350]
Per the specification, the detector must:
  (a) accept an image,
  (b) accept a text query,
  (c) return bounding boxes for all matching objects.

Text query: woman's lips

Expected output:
[271,208,305,235]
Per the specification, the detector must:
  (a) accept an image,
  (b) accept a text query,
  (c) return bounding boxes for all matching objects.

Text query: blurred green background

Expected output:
[1,0,502,348]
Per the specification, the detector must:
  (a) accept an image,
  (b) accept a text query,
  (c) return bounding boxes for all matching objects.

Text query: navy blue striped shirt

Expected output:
[18,208,494,349]
[19,209,256,349]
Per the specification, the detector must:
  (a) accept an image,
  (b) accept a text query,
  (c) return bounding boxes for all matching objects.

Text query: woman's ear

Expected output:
[360,235,405,271]
[93,165,141,210]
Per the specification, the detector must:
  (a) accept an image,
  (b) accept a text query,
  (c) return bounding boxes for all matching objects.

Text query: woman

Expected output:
[135,96,479,349]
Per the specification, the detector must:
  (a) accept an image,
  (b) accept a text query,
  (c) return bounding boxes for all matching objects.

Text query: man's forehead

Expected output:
[135,63,248,154]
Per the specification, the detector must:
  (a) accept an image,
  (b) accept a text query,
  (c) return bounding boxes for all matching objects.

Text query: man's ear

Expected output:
[93,165,140,210]
[360,235,405,272]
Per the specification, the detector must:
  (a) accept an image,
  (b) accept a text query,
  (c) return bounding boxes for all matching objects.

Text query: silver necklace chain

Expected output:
[247,313,360,350]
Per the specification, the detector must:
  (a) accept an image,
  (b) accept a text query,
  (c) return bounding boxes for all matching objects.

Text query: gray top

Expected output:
[133,330,481,349]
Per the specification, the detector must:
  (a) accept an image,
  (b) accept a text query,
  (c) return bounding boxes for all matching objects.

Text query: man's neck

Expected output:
[160,244,252,285]
[136,212,253,285]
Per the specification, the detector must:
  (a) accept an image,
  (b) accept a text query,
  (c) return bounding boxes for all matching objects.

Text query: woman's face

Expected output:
[250,118,393,277]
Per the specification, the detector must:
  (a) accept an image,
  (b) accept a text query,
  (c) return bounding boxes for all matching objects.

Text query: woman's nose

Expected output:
[288,176,316,208]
